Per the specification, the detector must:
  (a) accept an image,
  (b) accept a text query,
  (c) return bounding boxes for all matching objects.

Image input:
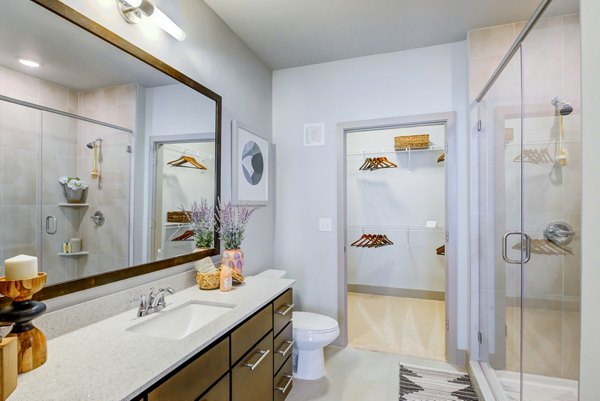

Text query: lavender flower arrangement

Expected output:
[216,200,256,250]
[183,199,214,249]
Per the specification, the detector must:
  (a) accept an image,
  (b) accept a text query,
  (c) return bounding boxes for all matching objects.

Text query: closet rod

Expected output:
[0,94,133,133]
[163,144,214,160]
[348,225,445,232]
[347,145,444,156]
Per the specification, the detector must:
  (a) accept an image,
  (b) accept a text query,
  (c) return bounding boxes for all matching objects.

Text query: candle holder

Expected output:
[0,273,47,373]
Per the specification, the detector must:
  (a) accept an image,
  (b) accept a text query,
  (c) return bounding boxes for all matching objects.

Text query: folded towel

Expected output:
[194,257,217,273]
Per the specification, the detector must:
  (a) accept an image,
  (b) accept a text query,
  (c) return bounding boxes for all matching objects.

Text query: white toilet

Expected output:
[253,269,340,380]
[292,311,339,380]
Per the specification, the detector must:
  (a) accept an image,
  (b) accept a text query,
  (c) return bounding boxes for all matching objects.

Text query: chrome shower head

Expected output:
[86,138,103,149]
[551,97,573,116]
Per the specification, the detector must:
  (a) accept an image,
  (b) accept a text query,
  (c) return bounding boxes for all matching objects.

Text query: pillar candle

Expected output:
[4,255,38,281]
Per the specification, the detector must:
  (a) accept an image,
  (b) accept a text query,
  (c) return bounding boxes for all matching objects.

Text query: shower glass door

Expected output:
[520,5,581,399]
[478,2,581,400]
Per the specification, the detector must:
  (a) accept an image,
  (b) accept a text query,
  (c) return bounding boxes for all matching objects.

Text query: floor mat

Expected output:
[399,364,479,401]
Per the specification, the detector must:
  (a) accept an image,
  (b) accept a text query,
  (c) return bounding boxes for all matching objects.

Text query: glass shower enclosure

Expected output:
[475,0,581,400]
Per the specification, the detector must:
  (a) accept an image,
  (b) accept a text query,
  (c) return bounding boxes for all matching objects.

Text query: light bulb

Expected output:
[123,0,142,7]
[149,7,186,41]
[18,58,41,68]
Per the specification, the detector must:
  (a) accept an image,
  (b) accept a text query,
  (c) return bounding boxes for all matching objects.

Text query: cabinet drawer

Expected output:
[273,322,294,374]
[273,289,293,336]
[198,373,230,401]
[274,354,293,401]
[232,332,274,401]
[231,304,273,364]
[148,337,229,401]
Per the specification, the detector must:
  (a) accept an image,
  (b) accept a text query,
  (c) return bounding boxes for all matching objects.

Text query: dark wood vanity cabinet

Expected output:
[273,288,294,401]
[138,288,294,401]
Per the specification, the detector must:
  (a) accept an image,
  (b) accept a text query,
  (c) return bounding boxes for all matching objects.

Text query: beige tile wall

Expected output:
[76,84,135,278]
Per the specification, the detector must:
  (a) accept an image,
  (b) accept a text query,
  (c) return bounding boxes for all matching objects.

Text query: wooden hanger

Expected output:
[167,155,207,170]
[172,229,195,241]
[350,233,393,248]
[359,157,398,171]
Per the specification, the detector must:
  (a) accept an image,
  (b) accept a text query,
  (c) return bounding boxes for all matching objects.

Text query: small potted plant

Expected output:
[184,199,214,251]
[217,200,255,275]
[59,176,88,204]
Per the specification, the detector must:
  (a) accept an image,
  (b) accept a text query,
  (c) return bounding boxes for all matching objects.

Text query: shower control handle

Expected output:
[45,216,57,235]
[502,231,531,264]
[544,221,575,246]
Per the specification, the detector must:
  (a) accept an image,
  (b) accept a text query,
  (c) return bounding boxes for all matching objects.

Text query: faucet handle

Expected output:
[137,294,148,317]
[160,287,175,295]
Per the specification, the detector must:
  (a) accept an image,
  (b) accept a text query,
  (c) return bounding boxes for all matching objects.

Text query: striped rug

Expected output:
[399,364,479,401]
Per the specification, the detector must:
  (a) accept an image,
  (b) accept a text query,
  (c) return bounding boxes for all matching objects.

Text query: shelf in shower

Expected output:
[58,203,90,207]
[58,252,90,257]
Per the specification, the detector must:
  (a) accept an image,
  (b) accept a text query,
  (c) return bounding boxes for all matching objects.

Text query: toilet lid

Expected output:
[293,311,338,333]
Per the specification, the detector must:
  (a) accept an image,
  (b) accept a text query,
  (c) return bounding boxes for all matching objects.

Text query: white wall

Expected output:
[272,41,470,350]
[579,0,600,397]
[57,0,274,273]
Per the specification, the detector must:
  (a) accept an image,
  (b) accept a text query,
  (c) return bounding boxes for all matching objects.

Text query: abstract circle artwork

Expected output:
[241,141,264,186]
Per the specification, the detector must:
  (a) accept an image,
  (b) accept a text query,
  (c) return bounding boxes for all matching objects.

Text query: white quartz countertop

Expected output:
[9,276,295,401]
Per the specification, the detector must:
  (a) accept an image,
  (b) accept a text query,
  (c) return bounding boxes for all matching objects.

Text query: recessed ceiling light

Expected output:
[17,58,41,68]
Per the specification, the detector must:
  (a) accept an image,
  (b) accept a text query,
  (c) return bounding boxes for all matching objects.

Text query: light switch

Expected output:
[319,218,333,232]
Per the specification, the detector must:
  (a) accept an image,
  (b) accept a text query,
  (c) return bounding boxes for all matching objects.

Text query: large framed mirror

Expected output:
[0,0,221,299]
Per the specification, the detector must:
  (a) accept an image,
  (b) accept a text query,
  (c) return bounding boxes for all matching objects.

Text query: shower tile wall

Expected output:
[0,65,134,284]
[77,85,135,277]
[0,65,80,283]
[469,15,581,380]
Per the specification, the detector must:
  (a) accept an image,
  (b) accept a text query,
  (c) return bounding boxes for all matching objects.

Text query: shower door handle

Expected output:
[502,231,531,264]
[46,216,57,235]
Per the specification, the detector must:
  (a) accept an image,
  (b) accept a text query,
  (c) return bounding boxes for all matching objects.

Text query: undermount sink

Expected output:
[127,300,235,340]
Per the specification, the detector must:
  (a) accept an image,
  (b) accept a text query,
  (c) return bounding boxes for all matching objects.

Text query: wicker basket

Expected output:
[394,134,429,150]
[196,267,245,290]
[167,211,190,223]
[196,271,220,290]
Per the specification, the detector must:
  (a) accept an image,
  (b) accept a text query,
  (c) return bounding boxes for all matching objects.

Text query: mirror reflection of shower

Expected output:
[552,97,572,167]
[87,138,103,188]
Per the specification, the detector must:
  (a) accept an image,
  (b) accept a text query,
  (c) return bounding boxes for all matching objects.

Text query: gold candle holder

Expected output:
[0,273,47,373]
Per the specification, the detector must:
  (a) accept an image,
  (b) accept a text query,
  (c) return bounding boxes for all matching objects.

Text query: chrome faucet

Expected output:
[137,287,175,317]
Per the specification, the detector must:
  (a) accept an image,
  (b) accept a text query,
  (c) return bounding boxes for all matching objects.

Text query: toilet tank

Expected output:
[254,269,287,278]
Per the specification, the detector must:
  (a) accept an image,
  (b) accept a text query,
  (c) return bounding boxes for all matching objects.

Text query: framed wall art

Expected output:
[232,121,269,205]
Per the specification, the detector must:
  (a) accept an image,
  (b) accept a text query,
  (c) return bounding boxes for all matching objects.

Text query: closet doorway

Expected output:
[149,135,215,261]
[337,113,459,363]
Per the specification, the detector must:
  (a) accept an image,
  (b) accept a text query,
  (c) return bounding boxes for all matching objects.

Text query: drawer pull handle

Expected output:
[276,303,294,316]
[276,374,293,394]
[276,340,294,357]
[243,349,270,371]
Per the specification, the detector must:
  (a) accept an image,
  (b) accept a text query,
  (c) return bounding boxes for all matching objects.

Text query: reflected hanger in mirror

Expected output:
[167,155,207,170]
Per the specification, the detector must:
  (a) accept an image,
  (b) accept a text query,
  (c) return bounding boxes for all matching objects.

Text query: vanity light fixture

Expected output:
[17,58,41,68]
[117,0,187,41]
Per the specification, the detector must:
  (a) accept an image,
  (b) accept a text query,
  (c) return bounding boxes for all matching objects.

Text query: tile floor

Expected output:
[347,292,446,361]
[287,346,463,401]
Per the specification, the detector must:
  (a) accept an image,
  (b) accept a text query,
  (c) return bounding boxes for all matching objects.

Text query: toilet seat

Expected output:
[293,311,338,334]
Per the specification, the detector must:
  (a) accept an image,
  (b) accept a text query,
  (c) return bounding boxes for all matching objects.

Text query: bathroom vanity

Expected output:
[7,277,294,401]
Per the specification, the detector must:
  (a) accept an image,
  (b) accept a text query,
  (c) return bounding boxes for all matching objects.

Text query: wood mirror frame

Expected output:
[29,0,222,300]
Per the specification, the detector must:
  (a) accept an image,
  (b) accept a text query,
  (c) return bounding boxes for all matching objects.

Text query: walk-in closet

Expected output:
[345,123,447,360]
